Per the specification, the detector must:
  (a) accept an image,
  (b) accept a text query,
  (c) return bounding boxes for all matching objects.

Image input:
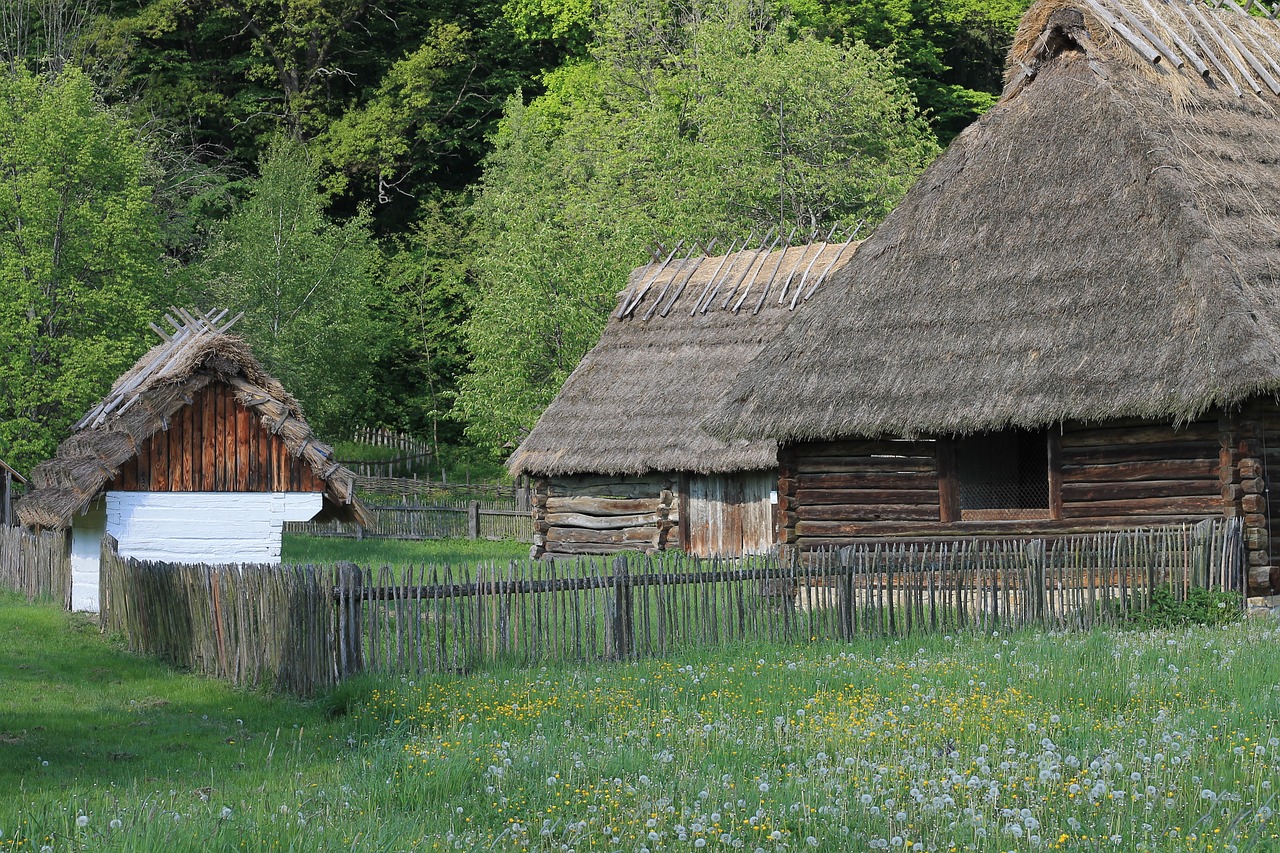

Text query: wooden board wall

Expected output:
[109,384,325,494]
[532,474,676,557]
[781,423,1229,553]
[683,471,775,557]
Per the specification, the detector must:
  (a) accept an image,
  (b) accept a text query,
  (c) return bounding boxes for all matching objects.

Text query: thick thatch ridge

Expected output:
[509,242,859,476]
[16,323,370,529]
[707,0,1280,443]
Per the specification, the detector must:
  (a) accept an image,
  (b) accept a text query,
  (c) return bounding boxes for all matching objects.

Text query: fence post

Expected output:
[612,555,633,659]
[468,500,480,540]
[1192,518,1213,590]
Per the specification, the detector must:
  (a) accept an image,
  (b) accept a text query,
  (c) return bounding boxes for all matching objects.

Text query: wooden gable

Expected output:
[109,383,325,494]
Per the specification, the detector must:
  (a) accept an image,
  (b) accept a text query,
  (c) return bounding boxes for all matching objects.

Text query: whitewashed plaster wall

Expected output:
[69,491,323,612]
[70,498,106,612]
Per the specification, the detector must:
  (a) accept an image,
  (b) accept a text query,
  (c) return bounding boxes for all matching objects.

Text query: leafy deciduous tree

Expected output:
[455,0,939,451]
[189,137,386,437]
[0,66,169,472]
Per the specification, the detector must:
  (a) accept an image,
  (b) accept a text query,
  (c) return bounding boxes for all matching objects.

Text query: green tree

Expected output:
[0,66,169,473]
[189,137,386,437]
[817,0,1030,140]
[455,0,939,451]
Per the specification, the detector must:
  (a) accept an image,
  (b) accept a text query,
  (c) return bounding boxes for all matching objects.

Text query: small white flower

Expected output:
[76,815,89,828]
[110,818,123,830]
[758,782,770,793]
[220,807,233,820]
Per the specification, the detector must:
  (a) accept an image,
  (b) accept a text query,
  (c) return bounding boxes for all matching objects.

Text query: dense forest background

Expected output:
[0,0,1030,479]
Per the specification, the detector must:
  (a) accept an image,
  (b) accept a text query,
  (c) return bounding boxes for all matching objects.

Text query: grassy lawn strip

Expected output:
[4,588,1280,851]
[281,533,529,568]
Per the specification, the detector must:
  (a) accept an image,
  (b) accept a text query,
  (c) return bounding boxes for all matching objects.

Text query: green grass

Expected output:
[281,534,530,567]
[4,589,1280,851]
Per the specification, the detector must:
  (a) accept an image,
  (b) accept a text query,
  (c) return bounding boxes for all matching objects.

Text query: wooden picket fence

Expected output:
[99,520,1245,696]
[0,524,69,604]
[287,499,534,543]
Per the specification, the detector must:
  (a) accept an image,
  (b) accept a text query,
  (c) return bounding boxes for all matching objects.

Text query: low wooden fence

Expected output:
[100,520,1244,696]
[99,537,344,695]
[287,499,534,543]
[0,525,69,604]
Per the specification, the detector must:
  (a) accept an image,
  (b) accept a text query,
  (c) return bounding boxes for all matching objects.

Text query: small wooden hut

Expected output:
[706,0,1280,595]
[16,308,370,610]
[1,459,26,527]
[510,240,860,558]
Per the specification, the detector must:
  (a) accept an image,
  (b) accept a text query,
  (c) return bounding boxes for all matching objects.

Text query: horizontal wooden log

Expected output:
[1060,441,1219,465]
[545,496,662,515]
[794,457,936,475]
[546,477,668,499]
[545,511,662,529]
[1243,494,1267,514]
[546,525,659,545]
[1248,528,1269,550]
[1062,459,1218,483]
[793,487,940,506]
[800,439,937,459]
[1243,477,1266,495]
[795,472,938,490]
[797,503,941,522]
[543,542,642,556]
[1061,495,1223,518]
[1249,551,1270,567]
[1245,513,1267,529]
[793,514,1218,539]
[1060,479,1219,502]
[1239,460,1264,479]
[1061,422,1218,448]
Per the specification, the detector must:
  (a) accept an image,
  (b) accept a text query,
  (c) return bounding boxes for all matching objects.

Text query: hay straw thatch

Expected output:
[16,315,369,529]
[509,241,860,476]
[707,0,1280,444]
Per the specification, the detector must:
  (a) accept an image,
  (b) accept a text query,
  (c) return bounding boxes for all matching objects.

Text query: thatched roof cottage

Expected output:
[510,240,859,557]
[17,309,369,610]
[707,0,1280,594]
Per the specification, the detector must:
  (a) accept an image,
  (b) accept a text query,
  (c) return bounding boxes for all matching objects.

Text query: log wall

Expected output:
[779,440,941,548]
[780,422,1244,580]
[532,474,677,557]
[109,384,325,494]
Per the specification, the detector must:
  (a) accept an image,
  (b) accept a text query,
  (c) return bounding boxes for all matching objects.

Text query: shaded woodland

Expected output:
[0,0,1030,475]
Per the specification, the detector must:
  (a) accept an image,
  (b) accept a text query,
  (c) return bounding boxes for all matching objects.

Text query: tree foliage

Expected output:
[455,0,939,450]
[189,137,386,437]
[0,67,168,473]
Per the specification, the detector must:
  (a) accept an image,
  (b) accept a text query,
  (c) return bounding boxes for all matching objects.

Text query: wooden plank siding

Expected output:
[108,384,325,494]
[781,420,1231,554]
[684,472,775,557]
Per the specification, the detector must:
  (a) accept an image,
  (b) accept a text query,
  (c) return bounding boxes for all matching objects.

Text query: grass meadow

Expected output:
[2,588,1279,852]
[280,533,531,567]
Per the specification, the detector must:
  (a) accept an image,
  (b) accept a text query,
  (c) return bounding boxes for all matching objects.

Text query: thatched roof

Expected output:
[509,241,860,476]
[708,0,1280,444]
[17,309,370,529]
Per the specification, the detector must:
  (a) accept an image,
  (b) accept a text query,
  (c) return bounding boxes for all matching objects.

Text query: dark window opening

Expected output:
[956,430,1049,518]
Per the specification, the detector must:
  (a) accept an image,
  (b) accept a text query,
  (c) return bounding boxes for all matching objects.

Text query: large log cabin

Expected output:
[509,240,860,558]
[16,309,369,610]
[706,0,1280,595]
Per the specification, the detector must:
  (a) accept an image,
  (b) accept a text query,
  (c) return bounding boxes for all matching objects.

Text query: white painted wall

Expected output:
[70,498,106,612]
[69,491,323,612]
